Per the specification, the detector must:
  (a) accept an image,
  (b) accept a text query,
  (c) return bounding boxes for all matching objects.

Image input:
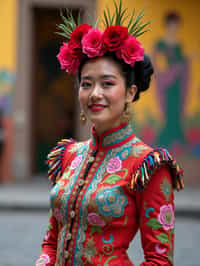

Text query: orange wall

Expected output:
[0,0,16,70]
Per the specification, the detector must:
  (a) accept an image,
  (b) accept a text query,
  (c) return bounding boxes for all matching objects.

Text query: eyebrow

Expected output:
[81,74,117,80]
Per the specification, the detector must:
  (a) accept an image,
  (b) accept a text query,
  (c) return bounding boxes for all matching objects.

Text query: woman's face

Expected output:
[78,57,136,135]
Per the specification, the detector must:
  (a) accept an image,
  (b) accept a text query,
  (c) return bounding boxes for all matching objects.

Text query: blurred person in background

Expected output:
[153,12,189,153]
[36,2,184,265]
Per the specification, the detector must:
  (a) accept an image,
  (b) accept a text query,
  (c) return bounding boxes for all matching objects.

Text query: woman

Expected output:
[153,12,189,152]
[36,2,184,265]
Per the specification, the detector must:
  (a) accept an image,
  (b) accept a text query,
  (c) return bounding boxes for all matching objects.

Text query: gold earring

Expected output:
[80,111,87,125]
[123,103,132,123]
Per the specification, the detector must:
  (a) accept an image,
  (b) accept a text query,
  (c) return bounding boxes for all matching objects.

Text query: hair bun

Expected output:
[133,54,154,101]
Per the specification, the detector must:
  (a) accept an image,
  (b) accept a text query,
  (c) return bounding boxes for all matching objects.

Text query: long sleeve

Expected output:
[136,165,175,265]
[35,209,58,266]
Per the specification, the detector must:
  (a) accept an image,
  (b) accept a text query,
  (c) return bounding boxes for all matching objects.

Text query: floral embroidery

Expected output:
[118,146,132,160]
[107,156,122,173]
[82,237,97,264]
[158,204,174,231]
[95,186,128,217]
[132,144,149,157]
[145,207,155,218]
[53,208,63,222]
[160,177,172,202]
[102,234,114,243]
[70,155,83,169]
[35,254,50,266]
[103,174,121,185]
[155,243,167,254]
[87,212,106,227]
[145,203,174,263]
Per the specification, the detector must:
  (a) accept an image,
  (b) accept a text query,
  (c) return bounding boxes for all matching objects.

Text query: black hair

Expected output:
[77,52,154,102]
[165,12,181,25]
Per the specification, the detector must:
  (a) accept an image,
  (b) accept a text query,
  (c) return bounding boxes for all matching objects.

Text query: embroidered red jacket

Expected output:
[36,123,184,266]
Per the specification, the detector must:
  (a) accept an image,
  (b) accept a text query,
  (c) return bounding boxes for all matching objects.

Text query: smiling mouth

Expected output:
[88,104,107,112]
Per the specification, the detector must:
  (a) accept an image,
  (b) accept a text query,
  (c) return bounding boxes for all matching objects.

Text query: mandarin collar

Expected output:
[90,122,135,151]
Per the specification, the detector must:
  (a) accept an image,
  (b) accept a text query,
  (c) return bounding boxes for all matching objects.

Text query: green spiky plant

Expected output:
[56,0,150,39]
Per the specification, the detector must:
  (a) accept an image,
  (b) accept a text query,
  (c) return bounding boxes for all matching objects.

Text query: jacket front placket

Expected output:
[62,144,105,265]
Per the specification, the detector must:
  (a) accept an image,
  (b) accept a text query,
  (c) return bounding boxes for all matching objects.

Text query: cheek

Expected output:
[78,89,86,107]
[109,87,126,105]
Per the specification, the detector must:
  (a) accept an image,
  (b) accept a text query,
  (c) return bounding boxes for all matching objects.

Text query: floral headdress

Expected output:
[56,0,150,74]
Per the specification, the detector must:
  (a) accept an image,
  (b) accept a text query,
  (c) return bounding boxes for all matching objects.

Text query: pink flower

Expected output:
[56,42,81,73]
[158,204,175,230]
[82,28,105,58]
[107,156,122,173]
[71,155,83,169]
[87,212,106,227]
[155,243,167,254]
[53,208,63,222]
[36,254,50,266]
[116,36,144,66]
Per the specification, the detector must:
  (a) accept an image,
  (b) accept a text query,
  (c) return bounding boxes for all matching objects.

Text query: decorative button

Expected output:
[88,156,95,163]
[67,233,72,240]
[65,251,69,259]
[70,210,75,218]
[91,168,95,172]
[78,179,85,187]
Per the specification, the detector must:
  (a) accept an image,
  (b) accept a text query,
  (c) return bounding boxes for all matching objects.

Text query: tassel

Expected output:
[46,138,75,185]
[130,148,184,191]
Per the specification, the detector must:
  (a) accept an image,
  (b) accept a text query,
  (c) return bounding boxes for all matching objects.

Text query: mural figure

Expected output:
[153,12,189,153]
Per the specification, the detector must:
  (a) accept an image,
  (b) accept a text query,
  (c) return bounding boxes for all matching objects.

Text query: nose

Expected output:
[90,84,103,101]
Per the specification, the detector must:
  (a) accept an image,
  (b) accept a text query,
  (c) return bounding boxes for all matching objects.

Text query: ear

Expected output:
[125,85,137,103]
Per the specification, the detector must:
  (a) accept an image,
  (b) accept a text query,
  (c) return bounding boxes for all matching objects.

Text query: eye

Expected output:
[80,81,92,89]
[102,81,114,87]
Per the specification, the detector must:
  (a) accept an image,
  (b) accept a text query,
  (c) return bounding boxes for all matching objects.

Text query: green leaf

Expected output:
[147,218,162,230]
[103,175,121,184]
[156,233,169,244]
[132,145,149,157]
[91,226,103,235]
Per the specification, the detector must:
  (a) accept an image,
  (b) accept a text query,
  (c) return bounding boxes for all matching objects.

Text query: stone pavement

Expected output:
[0,177,200,218]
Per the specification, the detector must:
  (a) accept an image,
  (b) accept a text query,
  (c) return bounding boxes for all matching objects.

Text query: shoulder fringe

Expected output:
[130,148,184,191]
[46,138,74,185]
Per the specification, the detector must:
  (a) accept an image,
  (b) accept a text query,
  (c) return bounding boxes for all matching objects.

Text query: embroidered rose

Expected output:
[35,254,50,266]
[155,243,167,254]
[87,212,106,227]
[82,28,105,58]
[107,156,122,173]
[116,36,144,66]
[158,204,175,230]
[95,186,128,217]
[102,25,128,51]
[71,155,83,169]
[53,208,63,222]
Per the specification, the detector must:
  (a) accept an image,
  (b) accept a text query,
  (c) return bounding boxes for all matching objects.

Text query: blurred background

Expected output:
[0,0,200,265]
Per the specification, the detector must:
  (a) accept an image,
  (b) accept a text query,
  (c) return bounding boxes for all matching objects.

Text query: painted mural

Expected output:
[133,10,200,162]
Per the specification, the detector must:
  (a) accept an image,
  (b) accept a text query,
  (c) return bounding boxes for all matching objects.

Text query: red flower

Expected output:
[57,42,81,74]
[70,24,92,46]
[116,36,144,66]
[102,25,128,51]
[82,28,105,58]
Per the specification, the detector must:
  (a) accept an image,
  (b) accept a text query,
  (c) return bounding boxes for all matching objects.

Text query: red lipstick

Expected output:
[89,104,106,112]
